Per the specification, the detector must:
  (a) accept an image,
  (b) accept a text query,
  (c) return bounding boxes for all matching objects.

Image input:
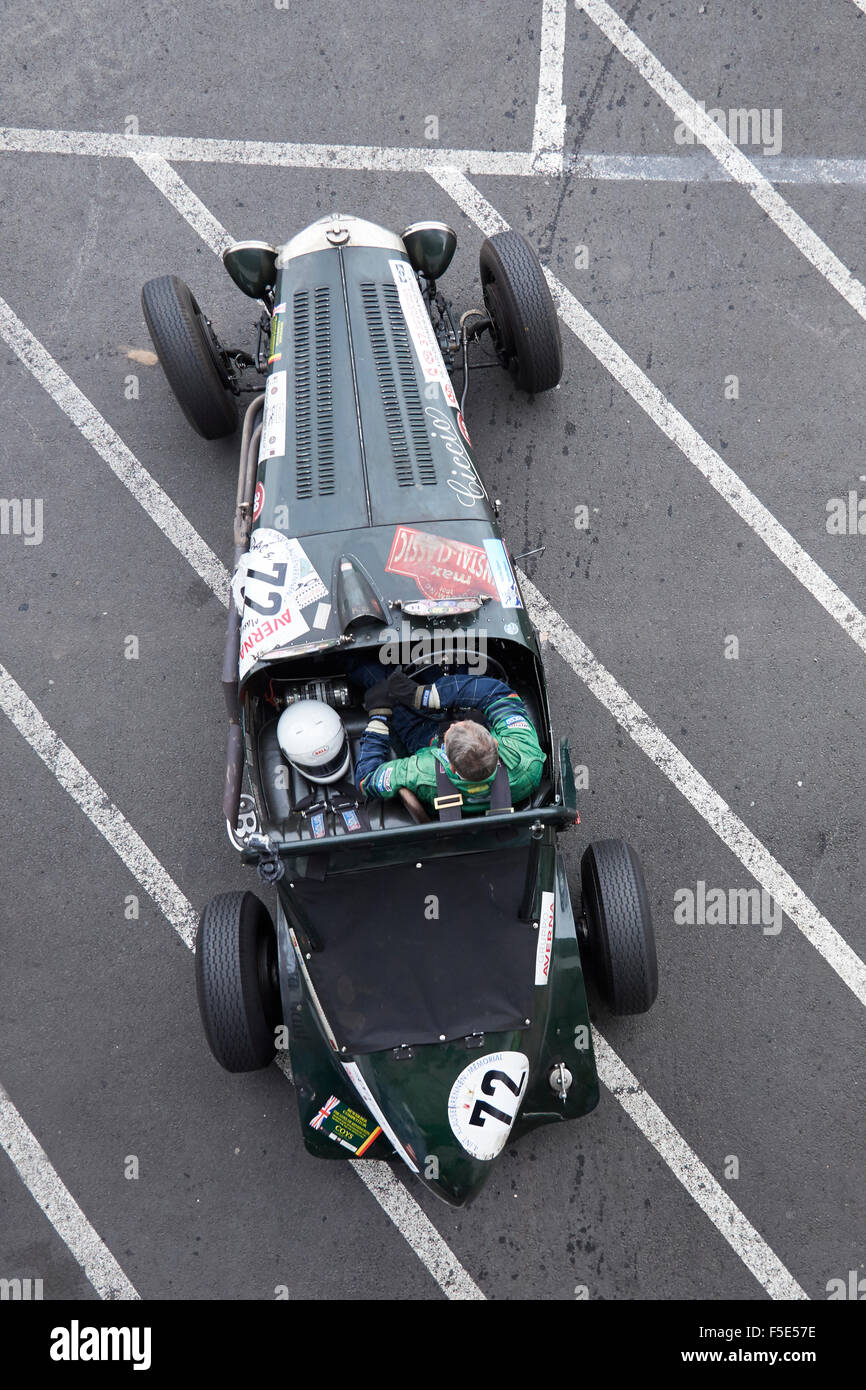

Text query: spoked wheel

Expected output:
[479,230,563,393]
[580,840,658,1015]
[141,275,239,438]
[195,891,282,1071]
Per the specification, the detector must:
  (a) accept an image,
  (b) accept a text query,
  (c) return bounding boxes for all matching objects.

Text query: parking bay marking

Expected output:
[518,569,866,1011]
[0,1079,140,1301]
[0,169,851,1295]
[575,0,866,323]
[531,0,568,173]
[0,663,808,1298]
[0,662,483,1303]
[430,166,866,661]
[0,294,231,608]
[8,124,866,186]
[5,177,863,1009]
[120,157,866,1006]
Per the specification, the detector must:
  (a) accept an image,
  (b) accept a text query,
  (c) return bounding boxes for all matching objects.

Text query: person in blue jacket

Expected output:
[352,665,546,814]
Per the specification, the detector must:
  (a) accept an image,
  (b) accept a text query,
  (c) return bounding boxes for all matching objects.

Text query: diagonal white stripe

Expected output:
[0,295,231,607]
[0,662,484,1301]
[9,163,864,1009]
[0,665,201,947]
[0,1081,140,1300]
[429,165,866,658]
[131,152,234,257]
[0,662,804,1301]
[518,571,866,1007]
[576,0,866,321]
[592,1036,807,1299]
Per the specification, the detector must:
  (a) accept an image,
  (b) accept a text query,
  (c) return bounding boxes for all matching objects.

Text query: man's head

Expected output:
[443,720,499,781]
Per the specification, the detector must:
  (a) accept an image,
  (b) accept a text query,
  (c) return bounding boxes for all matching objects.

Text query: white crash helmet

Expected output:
[276,699,350,785]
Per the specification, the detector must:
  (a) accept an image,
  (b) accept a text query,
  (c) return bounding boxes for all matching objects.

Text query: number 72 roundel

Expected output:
[447,1052,529,1160]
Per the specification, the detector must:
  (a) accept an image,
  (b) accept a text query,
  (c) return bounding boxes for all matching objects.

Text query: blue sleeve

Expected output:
[433,675,532,725]
[355,719,393,795]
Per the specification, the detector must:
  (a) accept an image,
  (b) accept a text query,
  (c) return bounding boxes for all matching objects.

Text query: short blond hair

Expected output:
[444,721,498,780]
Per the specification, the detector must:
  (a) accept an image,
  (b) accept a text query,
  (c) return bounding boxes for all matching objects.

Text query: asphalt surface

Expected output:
[1,0,864,1302]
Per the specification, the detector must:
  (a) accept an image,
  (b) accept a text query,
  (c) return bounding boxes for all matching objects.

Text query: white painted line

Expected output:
[0,561,811,1289]
[113,158,866,1002]
[0,644,811,1295]
[430,167,866,658]
[0,663,485,1302]
[592,1035,807,1299]
[0,125,533,176]
[0,665,201,948]
[5,123,866,185]
[349,1162,485,1300]
[0,1080,140,1301]
[0,295,231,608]
[532,0,568,172]
[575,0,866,322]
[0,668,808,1302]
[564,152,866,186]
[518,570,866,1009]
[851,0,866,14]
[3,162,836,1294]
[131,152,234,257]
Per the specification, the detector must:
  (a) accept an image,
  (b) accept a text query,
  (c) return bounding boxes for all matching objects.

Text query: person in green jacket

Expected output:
[353,666,546,813]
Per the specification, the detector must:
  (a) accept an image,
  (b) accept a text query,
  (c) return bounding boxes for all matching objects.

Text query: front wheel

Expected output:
[580,840,658,1014]
[141,275,238,438]
[195,891,282,1071]
[479,230,563,393]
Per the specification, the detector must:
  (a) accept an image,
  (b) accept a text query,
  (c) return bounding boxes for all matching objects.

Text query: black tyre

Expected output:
[141,275,238,438]
[580,840,658,1014]
[479,230,563,393]
[195,891,281,1072]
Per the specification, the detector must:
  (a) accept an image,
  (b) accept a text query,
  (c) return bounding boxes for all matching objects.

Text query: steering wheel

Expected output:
[401,654,509,685]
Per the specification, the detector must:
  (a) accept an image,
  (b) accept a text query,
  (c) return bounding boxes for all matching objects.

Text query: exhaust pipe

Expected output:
[222,395,264,828]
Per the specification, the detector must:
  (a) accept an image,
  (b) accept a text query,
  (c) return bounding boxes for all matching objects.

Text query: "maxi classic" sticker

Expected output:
[386,525,494,600]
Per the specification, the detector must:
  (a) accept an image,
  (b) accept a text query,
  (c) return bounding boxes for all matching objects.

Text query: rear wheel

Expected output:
[580,840,658,1014]
[195,891,281,1071]
[141,275,238,438]
[479,230,563,393]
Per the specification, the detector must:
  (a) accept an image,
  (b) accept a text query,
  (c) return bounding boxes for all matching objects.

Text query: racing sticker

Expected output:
[267,311,285,366]
[386,525,494,601]
[389,258,459,410]
[236,529,328,677]
[252,480,265,521]
[535,890,555,986]
[448,1051,529,1161]
[342,1061,419,1173]
[482,538,523,609]
[233,529,327,615]
[259,368,287,461]
[308,1095,383,1156]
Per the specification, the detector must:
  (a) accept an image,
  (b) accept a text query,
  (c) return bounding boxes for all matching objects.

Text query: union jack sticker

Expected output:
[309,1095,340,1131]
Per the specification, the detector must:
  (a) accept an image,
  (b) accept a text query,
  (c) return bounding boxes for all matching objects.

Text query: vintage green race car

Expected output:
[142,214,657,1206]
